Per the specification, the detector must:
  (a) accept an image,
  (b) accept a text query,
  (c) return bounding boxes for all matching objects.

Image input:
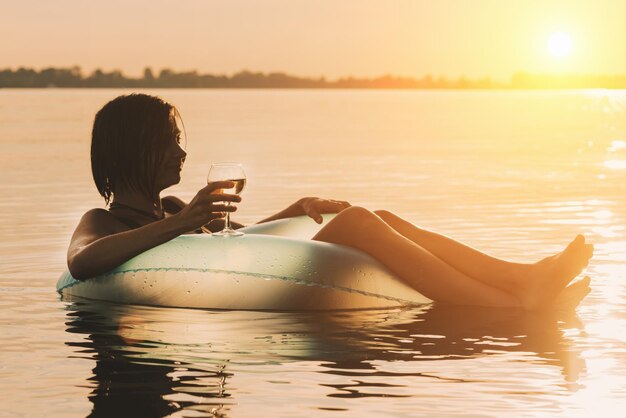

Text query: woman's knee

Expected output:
[373,209,393,220]
[314,206,382,244]
[374,209,421,231]
[334,206,379,226]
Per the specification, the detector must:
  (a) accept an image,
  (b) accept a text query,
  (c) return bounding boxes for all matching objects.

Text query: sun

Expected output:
[548,31,573,58]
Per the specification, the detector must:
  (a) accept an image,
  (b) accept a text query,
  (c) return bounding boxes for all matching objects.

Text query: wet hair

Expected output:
[91,94,178,204]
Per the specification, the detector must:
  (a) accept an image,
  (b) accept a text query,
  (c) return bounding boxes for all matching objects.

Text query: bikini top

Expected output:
[108,202,164,230]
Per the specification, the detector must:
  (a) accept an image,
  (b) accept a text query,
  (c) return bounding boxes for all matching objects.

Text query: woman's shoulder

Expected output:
[68,208,130,258]
[76,208,131,233]
[80,207,117,223]
[81,207,111,218]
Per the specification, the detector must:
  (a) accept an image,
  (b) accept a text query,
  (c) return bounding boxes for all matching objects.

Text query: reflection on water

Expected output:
[604,139,626,170]
[66,304,232,417]
[65,300,588,417]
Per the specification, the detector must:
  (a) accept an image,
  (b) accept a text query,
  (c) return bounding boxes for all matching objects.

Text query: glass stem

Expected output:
[225,203,231,230]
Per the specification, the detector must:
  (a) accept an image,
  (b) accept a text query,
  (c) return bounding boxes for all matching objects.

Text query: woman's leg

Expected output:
[313,207,591,310]
[373,210,592,295]
[313,207,522,308]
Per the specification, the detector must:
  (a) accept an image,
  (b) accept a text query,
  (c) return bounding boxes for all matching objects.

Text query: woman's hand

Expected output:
[175,181,242,231]
[298,197,351,224]
[256,196,350,225]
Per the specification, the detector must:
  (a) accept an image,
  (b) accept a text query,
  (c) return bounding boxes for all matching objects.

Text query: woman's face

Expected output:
[154,115,187,193]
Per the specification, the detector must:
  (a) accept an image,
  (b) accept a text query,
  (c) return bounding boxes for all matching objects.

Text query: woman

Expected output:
[68,94,593,310]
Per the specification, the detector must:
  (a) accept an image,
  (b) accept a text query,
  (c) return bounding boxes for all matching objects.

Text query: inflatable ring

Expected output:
[56,214,431,310]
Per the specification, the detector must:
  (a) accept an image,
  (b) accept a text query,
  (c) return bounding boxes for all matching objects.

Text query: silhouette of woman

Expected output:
[67,94,593,309]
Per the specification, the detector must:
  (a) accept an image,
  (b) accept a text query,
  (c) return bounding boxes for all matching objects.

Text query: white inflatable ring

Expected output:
[56,214,430,310]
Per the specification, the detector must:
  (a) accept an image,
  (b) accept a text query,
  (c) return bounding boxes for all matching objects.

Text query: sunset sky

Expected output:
[2,0,626,81]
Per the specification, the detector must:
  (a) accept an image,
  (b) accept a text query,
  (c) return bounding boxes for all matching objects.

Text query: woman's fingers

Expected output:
[207,193,241,203]
[199,182,242,202]
[209,204,237,213]
[323,199,350,213]
[307,206,323,224]
[204,180,234,193]
[191,189,239,214]
[180,184,243,231]
[300,198,351,223]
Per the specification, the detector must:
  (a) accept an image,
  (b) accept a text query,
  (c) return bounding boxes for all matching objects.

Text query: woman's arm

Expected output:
[258,197,351,224]
[68,181,241,280]
[67,209,195,280]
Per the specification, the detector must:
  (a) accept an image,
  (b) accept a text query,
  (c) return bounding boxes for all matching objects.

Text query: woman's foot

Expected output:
[555,276,592,310]
[518,235,593,310]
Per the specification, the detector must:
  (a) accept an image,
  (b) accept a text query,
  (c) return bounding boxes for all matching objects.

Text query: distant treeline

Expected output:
[1,66,626,89]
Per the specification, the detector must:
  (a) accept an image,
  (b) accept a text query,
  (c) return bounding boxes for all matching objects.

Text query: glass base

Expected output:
[213,227,244,237]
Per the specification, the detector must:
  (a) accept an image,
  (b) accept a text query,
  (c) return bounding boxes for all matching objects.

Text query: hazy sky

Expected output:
[2,0,625,80]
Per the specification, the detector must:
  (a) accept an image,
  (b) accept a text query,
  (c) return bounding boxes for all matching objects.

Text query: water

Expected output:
[1,89,625,417]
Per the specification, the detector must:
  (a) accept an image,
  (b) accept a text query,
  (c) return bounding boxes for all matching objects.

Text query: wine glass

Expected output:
[208,163,246,236]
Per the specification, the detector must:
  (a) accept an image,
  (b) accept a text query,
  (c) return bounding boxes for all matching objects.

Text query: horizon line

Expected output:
[6,65,626,80]
[2,66,626,90]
